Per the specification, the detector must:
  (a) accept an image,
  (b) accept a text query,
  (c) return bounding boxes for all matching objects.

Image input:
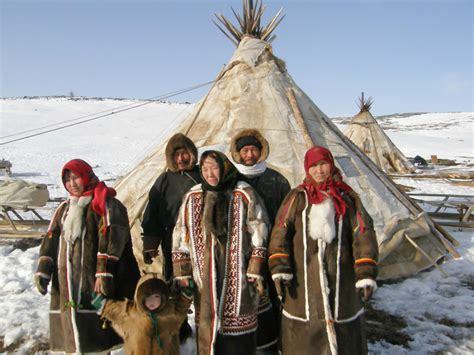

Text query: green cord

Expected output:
[148,312,163,349]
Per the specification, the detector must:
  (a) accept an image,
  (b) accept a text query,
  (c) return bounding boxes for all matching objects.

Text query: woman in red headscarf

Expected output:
[268,146,378,355]
[34,159,139,353]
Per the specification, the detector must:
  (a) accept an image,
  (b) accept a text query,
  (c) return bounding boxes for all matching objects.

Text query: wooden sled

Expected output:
[0,199,61,238]
[408,193,474,228]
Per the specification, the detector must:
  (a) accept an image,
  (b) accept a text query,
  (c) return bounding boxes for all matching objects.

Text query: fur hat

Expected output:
[165,133,198,173]
[135,274,169,312]
[230,129,269,164]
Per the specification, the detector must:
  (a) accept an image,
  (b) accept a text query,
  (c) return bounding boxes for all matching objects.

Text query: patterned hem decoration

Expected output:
[221,313,258,335]
[251,246,267,260]
[188,193,205,281]
[222,192,244,318]
[172,251,191,262]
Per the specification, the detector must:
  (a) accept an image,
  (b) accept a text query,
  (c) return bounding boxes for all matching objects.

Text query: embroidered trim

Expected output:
[172,251,191,262]
[278,194,297,228]
[269,253,289,260]
[356,211,365,235]
[97,253,119,261]
[188,193,205,282]
[355,258,377,266]
[251,246,267,260]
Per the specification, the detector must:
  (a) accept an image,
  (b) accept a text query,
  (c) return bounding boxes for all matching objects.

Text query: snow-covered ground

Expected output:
[334,111,474,165]
[0,98,473,354]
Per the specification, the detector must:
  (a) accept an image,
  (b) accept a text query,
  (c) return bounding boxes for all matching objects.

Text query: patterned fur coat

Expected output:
[172,181,269,355]
[35,197,139,353]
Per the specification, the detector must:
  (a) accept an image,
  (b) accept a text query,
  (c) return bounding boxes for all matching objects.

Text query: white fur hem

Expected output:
[95,273,113,278]
[174,276,192,281]
[282,309,310,322]
[336,308,364,323]
[246,273,264,281]
[355,278,377,291]
[35,272,51,280]
[256,338,278,350]
[272,273,293,281]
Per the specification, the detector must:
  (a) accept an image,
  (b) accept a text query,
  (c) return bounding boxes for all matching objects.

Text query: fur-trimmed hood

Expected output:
[165,133,198,173]
[230,129,270,164]
[134,273,169,313]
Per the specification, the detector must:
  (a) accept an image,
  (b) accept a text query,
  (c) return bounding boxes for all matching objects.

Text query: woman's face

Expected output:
[144,293,162,311]
[201,157,220,186]
[308,160,332,183]
[64,171,85,196]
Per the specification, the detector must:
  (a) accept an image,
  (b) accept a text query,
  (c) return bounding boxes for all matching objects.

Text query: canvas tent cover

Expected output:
[0,178,49,208]
[116,37,455,280]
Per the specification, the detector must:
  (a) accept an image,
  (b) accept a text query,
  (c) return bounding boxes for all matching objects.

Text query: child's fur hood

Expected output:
[134,273,169,313]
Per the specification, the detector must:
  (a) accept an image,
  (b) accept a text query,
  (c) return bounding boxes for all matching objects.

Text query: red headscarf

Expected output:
[61,159,116,217]
[299,146,353,217]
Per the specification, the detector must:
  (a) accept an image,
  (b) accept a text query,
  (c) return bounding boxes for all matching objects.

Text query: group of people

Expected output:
[35,129,379,355]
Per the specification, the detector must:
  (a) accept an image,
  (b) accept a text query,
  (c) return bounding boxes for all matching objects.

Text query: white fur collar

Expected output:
[234,161,267,177]
[63,195,92,244]
[308,198,336,244]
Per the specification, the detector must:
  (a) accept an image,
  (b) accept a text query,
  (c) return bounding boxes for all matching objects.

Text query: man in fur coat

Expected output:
[172,150,269,355]
[142,133,201,342]
[34,159,140,353]
[142,133,202,280]
[93,273,193,355]
[268,146,379,355]
[230,129,291,353]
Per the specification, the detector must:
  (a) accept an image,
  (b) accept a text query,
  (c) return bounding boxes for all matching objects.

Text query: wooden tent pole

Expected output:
[404,233,448,277]
[286,88,314,148]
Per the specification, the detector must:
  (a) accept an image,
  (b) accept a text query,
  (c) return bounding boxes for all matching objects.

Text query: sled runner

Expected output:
[409,193,474,228]
[0,179,56,238]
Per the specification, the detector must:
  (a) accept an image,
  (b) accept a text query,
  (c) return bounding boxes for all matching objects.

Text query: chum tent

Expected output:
[115,0,458,280]
[344,94,415,175]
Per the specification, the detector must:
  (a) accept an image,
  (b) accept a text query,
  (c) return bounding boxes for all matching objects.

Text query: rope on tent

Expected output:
[183,65,227,137]
[1,65,257,147]
[0,100,153,140]
[116,103,194,180]
[0,81,215,146]
[125,65,230,231]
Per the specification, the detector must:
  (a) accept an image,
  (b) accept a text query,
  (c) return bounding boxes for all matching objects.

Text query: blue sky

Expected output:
[1,0,472,116]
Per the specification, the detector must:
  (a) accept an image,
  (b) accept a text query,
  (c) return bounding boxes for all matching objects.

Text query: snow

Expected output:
[0,97,473,353]
[335,111,474,164]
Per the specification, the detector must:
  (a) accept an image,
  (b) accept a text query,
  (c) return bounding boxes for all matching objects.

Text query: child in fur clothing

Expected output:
[92,273,193,355]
